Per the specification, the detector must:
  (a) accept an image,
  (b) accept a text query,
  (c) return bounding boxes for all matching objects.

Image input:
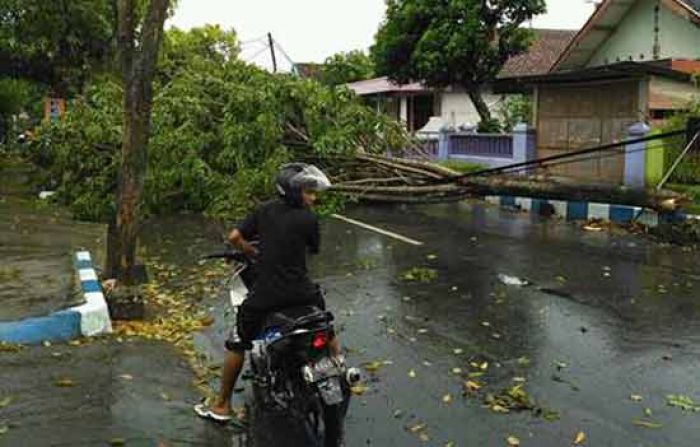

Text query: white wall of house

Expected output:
[587,0,700,66]
[438,86,505,127]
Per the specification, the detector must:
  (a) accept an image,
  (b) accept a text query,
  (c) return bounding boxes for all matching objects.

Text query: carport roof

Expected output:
[493,59,696,93]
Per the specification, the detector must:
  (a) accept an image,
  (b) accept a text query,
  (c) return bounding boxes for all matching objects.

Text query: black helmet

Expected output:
[275,163,331,206]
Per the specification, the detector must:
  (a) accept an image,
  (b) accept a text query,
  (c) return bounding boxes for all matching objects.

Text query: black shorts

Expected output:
[225,288,326,353]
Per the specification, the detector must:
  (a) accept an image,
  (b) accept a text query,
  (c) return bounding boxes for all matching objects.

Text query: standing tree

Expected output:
[371,0,546,124]
[320,50,375,86]
[0,0,114,95]
[107,0,169,285]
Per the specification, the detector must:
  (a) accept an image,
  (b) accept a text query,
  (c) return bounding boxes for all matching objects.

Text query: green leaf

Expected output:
[667,394,700,412]
[632,419,663,429]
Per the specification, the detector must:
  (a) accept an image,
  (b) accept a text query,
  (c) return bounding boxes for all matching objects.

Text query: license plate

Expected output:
[317,377,344,405]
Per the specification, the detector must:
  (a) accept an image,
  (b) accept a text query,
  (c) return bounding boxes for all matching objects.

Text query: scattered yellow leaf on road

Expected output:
[118,374,134,381]
[507,435,521,446]
[54,378,76,387]
[350,385,369,395]
[361,361,384,373]
[464,380,482,392]
[408,422,426,433]
[491,404,509,414]
[573,431,586,445]
[199,316,215,327]
[442,394,453,404]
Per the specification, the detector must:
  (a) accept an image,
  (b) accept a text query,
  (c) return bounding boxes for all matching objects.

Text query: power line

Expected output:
[523,142,667,174]
[243,46,271,63]
[238,34,268,45]
[271,39,297,70]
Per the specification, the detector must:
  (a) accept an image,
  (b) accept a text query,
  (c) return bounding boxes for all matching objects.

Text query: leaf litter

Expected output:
[109,259,231,400]
[399,267,438,283]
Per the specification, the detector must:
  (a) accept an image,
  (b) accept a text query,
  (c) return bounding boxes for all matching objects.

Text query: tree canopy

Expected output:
[0,0,114,94]
[319,50,375,86]
[371,0,546,123]
[27,26,408,222]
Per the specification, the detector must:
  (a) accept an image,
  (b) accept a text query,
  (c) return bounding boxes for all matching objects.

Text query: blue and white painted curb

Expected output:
[484,195,697,227]
[0,250,112,345]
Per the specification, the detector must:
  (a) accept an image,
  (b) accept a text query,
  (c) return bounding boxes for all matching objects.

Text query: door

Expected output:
[536,80,640,184]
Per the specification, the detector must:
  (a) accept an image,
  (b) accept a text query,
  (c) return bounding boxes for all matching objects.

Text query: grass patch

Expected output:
[437,160,485,174]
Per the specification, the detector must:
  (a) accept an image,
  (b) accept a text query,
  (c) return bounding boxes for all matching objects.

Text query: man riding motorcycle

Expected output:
[195,163,340,424]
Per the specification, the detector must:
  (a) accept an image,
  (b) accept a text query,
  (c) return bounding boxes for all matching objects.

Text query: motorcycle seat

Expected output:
[263,305,333,334]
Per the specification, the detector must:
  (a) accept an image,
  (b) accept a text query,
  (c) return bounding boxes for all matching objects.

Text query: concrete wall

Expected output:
[588,0,700,67]
[438,86,506,127]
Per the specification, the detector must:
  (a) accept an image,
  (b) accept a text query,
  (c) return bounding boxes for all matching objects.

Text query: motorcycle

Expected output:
[207,249,360,447]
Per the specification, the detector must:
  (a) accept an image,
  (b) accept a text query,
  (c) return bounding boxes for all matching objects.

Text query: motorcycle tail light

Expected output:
[311,331,328,350]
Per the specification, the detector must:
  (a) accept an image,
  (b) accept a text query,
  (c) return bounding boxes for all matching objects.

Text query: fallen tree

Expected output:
[325,154,686,212]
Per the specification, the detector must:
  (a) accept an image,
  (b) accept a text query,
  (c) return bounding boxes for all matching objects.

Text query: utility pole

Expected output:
[268,32,278,73]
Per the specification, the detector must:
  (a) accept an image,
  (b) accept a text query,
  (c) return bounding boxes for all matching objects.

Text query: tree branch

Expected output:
[136,0,169,79]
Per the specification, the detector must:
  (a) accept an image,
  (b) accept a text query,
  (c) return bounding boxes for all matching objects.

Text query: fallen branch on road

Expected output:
[321,154,686,211]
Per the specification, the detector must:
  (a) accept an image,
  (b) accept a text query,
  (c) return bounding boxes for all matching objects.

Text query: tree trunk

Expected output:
[328,155,686,211]
[106,0,169,285]
[466,87,492,123]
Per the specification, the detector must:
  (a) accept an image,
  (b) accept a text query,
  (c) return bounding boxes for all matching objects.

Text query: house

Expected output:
[495,0,700,184]
[345,29,576,133]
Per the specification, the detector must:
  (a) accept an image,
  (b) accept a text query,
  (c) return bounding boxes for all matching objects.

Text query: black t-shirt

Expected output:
[237,199,320,310]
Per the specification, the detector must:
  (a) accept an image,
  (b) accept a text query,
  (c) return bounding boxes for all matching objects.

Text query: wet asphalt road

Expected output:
[316,203,700,446]
[3,201,700,446]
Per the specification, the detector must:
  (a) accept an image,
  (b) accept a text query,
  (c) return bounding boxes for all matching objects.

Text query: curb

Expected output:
[0,251,112,345]
[484,195,694,227]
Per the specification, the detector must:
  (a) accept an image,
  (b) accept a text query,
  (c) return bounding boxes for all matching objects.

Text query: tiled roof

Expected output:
[498,29,577,78]
[345,76,428,96]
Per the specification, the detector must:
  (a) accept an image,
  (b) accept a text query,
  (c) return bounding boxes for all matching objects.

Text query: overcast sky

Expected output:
[169,0,595,70]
